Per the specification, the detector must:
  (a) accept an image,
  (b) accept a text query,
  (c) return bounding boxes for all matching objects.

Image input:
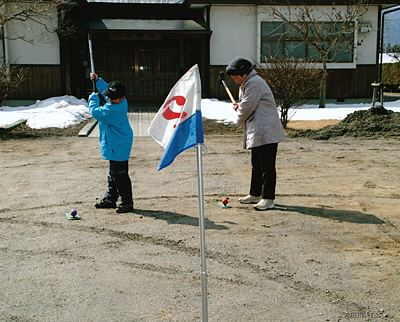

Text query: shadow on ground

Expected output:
[133,208,229,230]
[274,204,385,224]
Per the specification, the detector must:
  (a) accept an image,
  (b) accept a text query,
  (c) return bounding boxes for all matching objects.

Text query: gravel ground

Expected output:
[1,109,399,321]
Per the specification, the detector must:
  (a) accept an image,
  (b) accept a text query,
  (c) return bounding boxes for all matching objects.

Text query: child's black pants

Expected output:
[104,160,133,206]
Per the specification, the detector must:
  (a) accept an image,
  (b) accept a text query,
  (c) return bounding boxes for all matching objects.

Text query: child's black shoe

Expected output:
[95,198,117,209]
[116,203,134,213]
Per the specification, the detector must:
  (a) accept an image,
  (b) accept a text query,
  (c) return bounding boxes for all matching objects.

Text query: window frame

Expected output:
[260,21,355,63]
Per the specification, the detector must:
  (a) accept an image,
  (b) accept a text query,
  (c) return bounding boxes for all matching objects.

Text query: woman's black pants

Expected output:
[249,143,278,200]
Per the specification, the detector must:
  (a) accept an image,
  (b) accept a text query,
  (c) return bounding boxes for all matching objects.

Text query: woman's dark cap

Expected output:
[226,56,253,76]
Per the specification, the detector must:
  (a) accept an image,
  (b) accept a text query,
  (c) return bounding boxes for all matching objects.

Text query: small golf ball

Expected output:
[71,209,77,217]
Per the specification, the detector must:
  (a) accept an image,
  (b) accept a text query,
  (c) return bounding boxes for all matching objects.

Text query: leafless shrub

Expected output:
[0,64,28,106]
[257,57,322,128]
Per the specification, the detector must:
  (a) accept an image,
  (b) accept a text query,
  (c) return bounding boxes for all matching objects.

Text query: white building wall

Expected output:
[355,6,379,65]
[209,4,380,69]
[257,5,380,69]
[4,6,60,65]
[210,5,258,65]
[7,39,60,65]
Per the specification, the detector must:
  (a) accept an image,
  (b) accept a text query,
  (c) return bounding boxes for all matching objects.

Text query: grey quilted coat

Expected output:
[236,70,286,149]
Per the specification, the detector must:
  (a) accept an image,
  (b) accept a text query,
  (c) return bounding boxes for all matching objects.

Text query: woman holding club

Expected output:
[226,56,286,210]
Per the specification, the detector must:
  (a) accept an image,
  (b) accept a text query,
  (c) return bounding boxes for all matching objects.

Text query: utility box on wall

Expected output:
[359,22,372,33]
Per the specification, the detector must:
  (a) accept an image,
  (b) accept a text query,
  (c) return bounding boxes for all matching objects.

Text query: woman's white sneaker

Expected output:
[253,199,275,210]
[238,195,262,204]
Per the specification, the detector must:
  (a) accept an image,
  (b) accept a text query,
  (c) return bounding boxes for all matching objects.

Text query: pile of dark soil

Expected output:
[289,107,400,140]
[202,117,243,135]
[0,123,85,140]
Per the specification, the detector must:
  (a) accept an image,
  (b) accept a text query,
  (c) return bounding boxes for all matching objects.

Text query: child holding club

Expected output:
[88,73,134,213]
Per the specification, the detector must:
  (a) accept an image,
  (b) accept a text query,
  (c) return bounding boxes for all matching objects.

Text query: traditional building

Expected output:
[4,0,400,103]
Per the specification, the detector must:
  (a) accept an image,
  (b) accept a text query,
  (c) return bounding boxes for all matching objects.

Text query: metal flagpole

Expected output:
[196,143,208,322]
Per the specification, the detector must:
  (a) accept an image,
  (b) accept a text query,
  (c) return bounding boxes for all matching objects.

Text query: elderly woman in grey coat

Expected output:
[227,56,286,210]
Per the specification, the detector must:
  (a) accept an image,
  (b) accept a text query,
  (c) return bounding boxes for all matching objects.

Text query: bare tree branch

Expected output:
[0,63,28,106]
[0,1,75,106]
[0,0,75,44]
[257,55,322,128]
[257,0,369,107]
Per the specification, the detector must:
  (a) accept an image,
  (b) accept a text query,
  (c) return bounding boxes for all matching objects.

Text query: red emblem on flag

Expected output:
[162,96,187,127]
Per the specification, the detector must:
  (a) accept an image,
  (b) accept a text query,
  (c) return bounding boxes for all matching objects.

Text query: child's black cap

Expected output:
[102,81,126,99]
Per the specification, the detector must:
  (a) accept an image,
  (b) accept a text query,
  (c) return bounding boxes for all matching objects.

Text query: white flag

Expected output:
[148,64,204,170]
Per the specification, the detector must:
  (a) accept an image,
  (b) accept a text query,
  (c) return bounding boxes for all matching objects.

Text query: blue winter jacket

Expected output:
[88,78,133,161]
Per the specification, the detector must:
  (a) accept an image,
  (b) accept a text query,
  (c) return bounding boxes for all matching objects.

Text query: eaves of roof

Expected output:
[86,0,184,3]
[88,18,207,31]
[189,0,400,5]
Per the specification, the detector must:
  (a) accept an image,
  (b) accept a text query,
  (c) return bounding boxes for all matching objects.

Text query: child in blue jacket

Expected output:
[88,73,134,213]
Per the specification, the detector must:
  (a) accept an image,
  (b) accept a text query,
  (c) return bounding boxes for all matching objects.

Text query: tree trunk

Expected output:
[281,106,289,128]
[319,58,327,108]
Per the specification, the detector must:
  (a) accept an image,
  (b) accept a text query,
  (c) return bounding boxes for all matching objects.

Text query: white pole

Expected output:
[88,34,95,75]
[196,143,208,322]
[87,28,96,92]
[3,24,10,75]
